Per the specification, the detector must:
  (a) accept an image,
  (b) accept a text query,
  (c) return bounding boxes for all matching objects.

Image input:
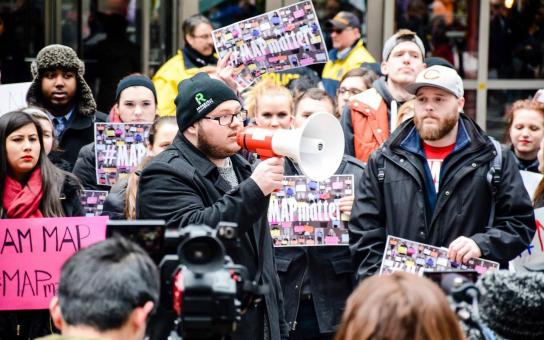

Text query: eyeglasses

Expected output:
[203,110,247,126]
[192,33,212,40]
[337,87,363,97]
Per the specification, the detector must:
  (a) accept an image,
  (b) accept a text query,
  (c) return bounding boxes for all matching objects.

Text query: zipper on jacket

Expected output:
[291,255,309,331]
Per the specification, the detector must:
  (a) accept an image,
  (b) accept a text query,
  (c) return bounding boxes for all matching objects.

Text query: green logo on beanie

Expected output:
[195,92,206,105]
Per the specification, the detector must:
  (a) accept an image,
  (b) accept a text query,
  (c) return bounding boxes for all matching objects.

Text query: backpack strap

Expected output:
[486,137,502,227]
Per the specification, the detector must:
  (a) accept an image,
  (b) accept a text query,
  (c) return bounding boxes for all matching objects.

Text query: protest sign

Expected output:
[510,207,544,272]
[212,0,328,88]
[0,82,31,116]
[0,216,108,310]
[380,235,499,276]
[95,123,151,186]
[519,170,543,200]
[269,174,353,247]
[80,190,108,217]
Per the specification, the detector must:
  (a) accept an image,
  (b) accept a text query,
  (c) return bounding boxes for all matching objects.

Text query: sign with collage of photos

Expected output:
[380,235,499,276]
[94,123,151,186]
[80,190,108,217]
[212,0,328,88]
[269,175,353,247]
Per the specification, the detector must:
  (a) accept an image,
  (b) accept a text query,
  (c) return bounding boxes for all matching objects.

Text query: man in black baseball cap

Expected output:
[322,12,375,98]
[136,72,288,340]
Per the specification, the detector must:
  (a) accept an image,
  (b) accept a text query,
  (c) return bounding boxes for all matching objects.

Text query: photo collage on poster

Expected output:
[269,175,353,247]
[79,190,108,217]
[94,123,151,186]
[212,0,328,88]
[380,235,499,276]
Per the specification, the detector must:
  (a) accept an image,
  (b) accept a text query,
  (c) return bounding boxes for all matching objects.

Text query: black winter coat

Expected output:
[136,135,289,340]
[350,115,536,280]
[274,156,364,334]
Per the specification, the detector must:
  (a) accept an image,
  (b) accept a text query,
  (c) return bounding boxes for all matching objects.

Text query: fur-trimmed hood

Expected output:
[26,44,96,117]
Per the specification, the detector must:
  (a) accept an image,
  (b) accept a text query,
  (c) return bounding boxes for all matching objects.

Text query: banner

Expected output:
[380,235,499,276]
[0,216,108,310]
[212,0,328,88]
[269,175,353,247]
[519,170,543,200]
[0,82,31,116]
[80,190,108,217]
[94,123,151,186]
[510,207,544,272]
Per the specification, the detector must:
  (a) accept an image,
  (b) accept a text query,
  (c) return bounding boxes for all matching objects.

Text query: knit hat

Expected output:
[26,44,96,117]
[115,74,157,103]
[175,72,240,131]
[382,29,425,61]
[477,270,544,340]
[407,65,464,98]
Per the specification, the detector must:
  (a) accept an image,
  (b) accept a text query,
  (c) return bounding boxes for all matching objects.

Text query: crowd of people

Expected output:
[1,8,543,340]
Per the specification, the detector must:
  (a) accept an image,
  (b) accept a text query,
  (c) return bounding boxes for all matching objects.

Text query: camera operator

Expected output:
[36,237,159,340]
[137,72,288,340]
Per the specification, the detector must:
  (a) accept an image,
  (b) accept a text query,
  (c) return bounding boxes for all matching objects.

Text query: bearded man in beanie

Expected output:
[26,44,106,171]
[136,72,289,340]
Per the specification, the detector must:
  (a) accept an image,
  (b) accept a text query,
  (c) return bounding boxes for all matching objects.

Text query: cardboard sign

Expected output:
[0,216,108,310]
[510,207,544,272]
[0,82,32,116]
[94,123,151,186]
[212,0,328,88]
[269,175,353,247]
[80,190,108,217]
[380,235,499,276]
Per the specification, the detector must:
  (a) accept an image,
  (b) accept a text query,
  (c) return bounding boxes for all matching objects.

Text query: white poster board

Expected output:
[0,82,31,115]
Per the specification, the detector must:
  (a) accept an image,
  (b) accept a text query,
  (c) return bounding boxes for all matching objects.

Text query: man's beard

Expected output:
[197,129,237,160]
[414,112,458,141]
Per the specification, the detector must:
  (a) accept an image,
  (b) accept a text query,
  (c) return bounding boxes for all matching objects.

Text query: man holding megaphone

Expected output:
[136,72,289,340]
[243,84,365,339]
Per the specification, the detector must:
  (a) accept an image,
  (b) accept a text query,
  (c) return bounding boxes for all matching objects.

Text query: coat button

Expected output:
[471,163,477,167]
[365,108,370,113]
[354,102,359,107]
[377,128,382,133]
[419,231,426,238]
[294,285,299,289]
[400,158,404,163]
[445,191,450,196]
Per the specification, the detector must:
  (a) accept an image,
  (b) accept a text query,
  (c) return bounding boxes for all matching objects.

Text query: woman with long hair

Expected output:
[0,111,83,339]
[504,99,544,173]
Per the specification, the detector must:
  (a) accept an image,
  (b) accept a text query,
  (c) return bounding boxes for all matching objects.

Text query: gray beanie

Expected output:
[382,29,425,61]
[477,270,544,340]
[26,44,96,117]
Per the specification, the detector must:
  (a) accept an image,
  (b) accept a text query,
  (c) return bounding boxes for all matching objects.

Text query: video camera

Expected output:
[424,270,494,340]
[161,222,268,340]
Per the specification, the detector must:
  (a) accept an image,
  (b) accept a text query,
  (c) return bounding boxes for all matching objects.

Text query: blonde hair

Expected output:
[244,77,293,119]
[397,99,415,127]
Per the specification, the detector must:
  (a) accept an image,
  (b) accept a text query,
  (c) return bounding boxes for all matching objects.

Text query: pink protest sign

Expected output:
[0,216,108,311]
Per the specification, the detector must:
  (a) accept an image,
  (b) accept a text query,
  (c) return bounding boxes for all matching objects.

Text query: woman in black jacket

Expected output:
[0,111,83,339]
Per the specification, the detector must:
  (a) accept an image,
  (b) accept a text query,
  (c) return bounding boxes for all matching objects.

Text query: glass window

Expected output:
[488,0,544,79]
[395,0,479,79]
[0,0,45,84]
[486,89,540,139]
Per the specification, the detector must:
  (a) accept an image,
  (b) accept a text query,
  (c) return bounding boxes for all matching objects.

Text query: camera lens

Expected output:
[183,239,216,265]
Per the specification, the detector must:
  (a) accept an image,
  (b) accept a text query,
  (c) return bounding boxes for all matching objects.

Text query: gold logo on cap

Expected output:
[423,69,441,80]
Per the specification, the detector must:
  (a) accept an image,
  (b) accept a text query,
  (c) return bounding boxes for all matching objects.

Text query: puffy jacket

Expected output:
[322,39,375,98]
[341,77,405,163]
[136,135,288,340]
[350,115,536,281]
[152,46,217,116]
[274,156,364,334]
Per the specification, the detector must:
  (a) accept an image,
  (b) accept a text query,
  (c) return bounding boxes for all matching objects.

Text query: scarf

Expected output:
[3,167,44,218]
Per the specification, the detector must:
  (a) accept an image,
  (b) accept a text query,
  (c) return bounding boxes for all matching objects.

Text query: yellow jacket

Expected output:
[322,39,375,98]
[152,49,216,116]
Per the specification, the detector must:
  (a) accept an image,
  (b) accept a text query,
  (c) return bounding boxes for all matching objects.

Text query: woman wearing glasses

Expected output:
[336,68,378,118]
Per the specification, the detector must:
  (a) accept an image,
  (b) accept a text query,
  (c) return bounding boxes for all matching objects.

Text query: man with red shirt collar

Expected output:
[349,65,536,281]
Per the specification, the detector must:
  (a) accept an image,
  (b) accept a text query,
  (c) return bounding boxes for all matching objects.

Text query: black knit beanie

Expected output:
[477,270,544,340]
[175,72,240,131]
[115,75,157,103]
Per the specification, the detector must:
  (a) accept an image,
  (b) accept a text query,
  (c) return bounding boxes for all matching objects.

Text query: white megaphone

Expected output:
[237,112,344,181]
